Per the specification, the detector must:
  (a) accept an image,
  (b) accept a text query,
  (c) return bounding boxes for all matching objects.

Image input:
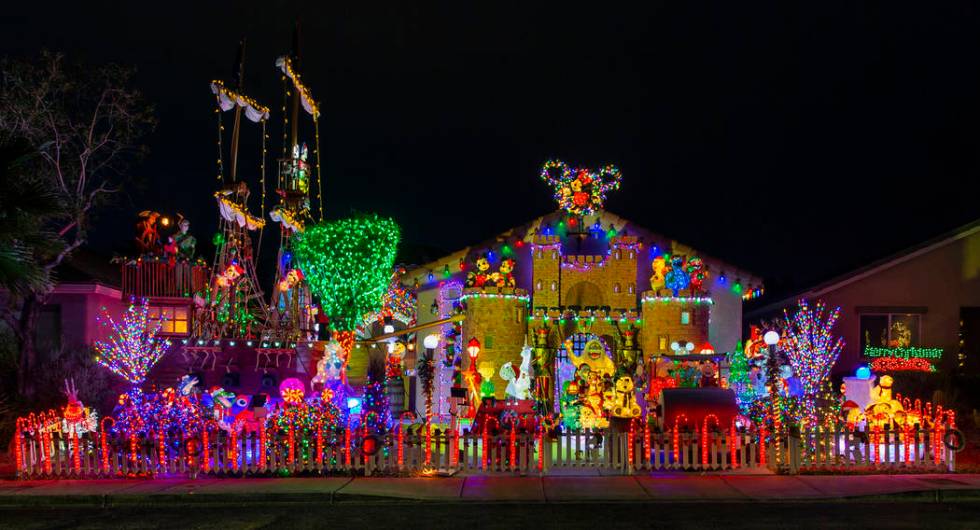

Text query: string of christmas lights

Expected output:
[93,298,172,385]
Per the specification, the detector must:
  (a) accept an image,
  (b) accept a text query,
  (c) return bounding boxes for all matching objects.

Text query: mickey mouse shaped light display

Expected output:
[539,160,623,216]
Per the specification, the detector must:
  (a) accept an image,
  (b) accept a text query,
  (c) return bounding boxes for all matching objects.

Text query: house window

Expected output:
[627,283,635,294]
[484,335,494,349]
[550,280,558,292]
[613,283,621,293]
[658,336,669,351]
[614,250,622,260]
[550,250,558,260]
[536,250,543,259]
[149,305,190,335]
[680,311,691,325]
[860,313,921,351]
[535,280,543,291]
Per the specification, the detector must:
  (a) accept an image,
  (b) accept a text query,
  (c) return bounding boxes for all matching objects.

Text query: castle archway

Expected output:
[563,280,605,308]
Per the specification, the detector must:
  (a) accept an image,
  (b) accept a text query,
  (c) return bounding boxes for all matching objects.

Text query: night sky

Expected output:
[3,2,980,300]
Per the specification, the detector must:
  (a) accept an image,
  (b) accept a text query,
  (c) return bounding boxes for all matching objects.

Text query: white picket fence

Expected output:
[14,426,954,479]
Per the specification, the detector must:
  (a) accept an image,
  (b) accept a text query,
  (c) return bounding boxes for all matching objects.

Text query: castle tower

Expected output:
[461,288,529,399]
[606,235,640,311]
[640,291,711,355]
[531,235,561,309]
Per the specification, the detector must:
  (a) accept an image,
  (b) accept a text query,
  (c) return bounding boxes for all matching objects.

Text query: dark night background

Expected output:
[3,2,980,300]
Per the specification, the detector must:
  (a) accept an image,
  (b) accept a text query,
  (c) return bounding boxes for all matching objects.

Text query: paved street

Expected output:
[2,474,980,504]
[2,501,980,529]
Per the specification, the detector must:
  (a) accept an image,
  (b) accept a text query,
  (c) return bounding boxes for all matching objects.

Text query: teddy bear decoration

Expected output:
[539,159,623,216]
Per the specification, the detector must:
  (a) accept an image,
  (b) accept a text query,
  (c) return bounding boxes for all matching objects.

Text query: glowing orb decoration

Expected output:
[855,366,872,380]
[279,377,306,405]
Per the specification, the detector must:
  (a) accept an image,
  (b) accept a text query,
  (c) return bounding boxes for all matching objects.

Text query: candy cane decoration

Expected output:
[702,414,719,467]
[730,418,738,469]
[100,417,114,475]
[673,414,689,463]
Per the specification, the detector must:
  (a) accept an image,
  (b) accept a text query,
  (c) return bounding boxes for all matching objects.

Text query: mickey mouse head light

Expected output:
[540,160,622,216]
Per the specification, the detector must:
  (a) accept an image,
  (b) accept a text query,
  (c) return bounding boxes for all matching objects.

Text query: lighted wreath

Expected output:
[540,160,622,216]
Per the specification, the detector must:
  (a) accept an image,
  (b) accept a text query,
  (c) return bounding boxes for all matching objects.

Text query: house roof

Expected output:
[52,248,121,288]
[746,217,980,318]
[403,209,764,289]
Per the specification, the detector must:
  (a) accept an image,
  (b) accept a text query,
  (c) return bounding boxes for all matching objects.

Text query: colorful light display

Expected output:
[780,299,844,428]
[864,346,943,359]
[94,298,172,385]
[539,159,622,216]
[294,215,400,335]
[870,357,937,373]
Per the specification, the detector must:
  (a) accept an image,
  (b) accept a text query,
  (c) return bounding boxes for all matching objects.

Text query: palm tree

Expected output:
[0,136,62,295]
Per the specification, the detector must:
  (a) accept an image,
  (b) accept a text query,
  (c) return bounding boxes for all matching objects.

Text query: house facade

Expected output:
[746,219,980,377]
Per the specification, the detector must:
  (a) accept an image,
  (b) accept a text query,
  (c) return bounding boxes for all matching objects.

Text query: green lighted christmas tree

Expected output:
[294,215,400,351]
[726,342,754,409]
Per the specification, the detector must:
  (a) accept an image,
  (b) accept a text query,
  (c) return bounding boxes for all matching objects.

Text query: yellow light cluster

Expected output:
[277,57,320,117]
[210,80,271,119]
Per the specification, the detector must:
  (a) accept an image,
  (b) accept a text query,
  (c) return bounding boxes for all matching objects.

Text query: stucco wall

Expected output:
[787,229,980,375]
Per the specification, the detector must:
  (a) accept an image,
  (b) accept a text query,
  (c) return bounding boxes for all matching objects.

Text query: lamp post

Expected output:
[466,338,481,372]
[422,334,440,424]
[763,330,781,459]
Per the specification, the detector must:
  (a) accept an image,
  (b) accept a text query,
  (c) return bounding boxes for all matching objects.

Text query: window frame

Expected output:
[859,312,922,353]
[147,304,191,336]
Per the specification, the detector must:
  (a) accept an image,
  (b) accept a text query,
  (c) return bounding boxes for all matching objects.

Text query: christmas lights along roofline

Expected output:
[745,216,980,318]
[402,208,764,291]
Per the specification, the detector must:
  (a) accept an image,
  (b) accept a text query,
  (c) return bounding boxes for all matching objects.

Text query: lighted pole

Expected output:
[763,330,781,454]
[422,334,440,424]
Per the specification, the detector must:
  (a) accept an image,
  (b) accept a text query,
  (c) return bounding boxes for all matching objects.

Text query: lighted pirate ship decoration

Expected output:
[197,39,271,341]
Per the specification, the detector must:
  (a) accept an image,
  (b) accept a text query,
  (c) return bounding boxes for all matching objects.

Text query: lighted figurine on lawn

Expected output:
[564,338,616,380]
[604,375,642,419]
[465,255,493,288]
[61,378,97,435]
[864,375,908,429]
[499,362,522,400]
[477,361,497,399]
[559,380,582,430]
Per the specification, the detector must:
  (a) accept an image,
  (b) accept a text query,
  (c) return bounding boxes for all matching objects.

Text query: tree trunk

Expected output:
[16,293,40,398]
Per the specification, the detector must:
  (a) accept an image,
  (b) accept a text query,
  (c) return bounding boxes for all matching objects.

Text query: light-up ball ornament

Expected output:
[279,377,306,405]
[423,334,440,350]
[670,341,680,353]
[763,330,780,346]
[855,366,872,380]
[685,342,695,352]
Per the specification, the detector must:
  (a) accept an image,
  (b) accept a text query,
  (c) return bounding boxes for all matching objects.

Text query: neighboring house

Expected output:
[746,219,980,377]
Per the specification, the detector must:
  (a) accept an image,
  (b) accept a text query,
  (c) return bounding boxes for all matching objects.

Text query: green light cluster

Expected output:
[294,215,400,332]
[864,346,943,359]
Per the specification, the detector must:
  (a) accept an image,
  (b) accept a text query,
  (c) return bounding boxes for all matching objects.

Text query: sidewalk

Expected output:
[2,474,980,505]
